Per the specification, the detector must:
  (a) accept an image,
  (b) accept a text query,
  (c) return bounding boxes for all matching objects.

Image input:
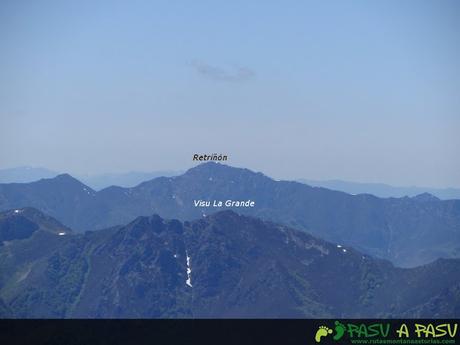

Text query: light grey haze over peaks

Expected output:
[0,1,459,188]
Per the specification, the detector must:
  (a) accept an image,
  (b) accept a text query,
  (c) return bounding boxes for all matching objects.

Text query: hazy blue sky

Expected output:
[1,0,459,187]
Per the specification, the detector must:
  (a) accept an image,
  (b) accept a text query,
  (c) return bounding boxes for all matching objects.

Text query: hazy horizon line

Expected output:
[1,163,460,191]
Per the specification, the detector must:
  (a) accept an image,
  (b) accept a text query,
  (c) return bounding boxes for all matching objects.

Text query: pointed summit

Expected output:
[54,173,76,180]
[185,162,228,174]
[412,192,440,202]
[184,162,269,182]
[53,173,87,184]
[41,173,95,192]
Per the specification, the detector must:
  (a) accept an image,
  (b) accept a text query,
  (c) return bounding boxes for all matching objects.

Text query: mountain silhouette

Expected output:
[1,209,458,318]
[298,178,460,200]
[0,163,459,267]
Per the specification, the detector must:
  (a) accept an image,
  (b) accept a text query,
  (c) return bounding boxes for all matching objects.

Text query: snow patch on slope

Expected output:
[185,251,193,287]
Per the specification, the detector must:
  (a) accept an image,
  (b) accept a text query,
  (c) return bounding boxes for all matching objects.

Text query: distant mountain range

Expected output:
[0,167,58,184]
[2,166,459,199]
[1,208,458,318]
[299,178,460,200]
[78,171,183,190]
[0,167,181,190]
[0,163,459,267]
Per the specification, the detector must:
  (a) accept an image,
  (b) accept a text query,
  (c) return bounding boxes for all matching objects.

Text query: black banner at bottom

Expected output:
[0,319,458,345]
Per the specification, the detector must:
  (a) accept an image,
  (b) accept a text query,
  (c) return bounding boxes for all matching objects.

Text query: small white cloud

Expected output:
[192,60,255,82]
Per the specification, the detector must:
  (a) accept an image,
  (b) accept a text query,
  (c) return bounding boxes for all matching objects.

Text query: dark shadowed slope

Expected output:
[0,210,459,318]
[0,208,74,317]
[0,207,71,244]
[298,178,460,200]
[0,163,459,267]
